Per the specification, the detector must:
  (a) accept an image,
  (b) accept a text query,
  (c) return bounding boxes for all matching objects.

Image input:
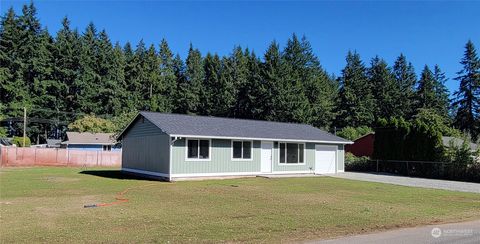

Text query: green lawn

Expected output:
[1,168,479,243]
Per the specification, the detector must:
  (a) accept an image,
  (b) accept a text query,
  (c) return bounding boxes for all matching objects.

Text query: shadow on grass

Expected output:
[79,170,160,181]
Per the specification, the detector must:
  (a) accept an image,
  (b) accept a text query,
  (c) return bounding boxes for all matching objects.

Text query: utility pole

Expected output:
[23,107,26,147]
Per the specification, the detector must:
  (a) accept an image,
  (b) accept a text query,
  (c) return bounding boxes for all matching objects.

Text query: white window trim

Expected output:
[231,140,253,161]
[278,142,306,165]
[185,138,212,162]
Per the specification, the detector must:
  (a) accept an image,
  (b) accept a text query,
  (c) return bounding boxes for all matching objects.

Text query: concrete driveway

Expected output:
[331,172,480,193]
[308,219,480,244]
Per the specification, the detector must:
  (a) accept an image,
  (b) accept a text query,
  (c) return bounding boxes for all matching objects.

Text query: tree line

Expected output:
[1,3,479,142]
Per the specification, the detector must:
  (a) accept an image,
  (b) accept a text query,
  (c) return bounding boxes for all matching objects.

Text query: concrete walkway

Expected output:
[308,219,480,244]
[331,172,480,193]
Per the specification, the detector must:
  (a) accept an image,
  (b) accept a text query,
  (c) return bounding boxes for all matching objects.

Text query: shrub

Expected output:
[12,136,31,147]
[68,115,116,133]
[345,153,373,171]
[337,126,372,140]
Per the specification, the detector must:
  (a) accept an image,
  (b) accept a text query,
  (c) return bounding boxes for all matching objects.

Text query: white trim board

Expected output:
[171,172,260,178]
[170,134,353,145]
[171,170,314,178]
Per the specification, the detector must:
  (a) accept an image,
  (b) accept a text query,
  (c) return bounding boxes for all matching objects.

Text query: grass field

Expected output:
[1,167,480,243]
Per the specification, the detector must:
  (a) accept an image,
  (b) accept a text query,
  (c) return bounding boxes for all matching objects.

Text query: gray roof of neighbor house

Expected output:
[63,132,116,145]
[120,112,352,144]
[46,139,62,148]
[442,136,478,151]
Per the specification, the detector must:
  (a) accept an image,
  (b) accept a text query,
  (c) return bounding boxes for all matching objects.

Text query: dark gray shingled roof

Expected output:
[131,111,351,143]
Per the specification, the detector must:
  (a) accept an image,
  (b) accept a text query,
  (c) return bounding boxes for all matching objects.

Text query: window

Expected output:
[103,145,112,151]
[187,139,210,160]
[232,140,252,160]
[279,142,304,164]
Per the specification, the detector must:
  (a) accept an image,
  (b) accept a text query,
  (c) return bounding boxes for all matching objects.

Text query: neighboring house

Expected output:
[62,132,120,151]
[118,112,353,181]
[442,136,478,152]
[46,139,62,148]
[345,132,375,157]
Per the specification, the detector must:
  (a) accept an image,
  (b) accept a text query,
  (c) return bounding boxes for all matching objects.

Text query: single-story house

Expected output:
[118,112,353,181]
[345,132,375,157]
[62,132,121,151]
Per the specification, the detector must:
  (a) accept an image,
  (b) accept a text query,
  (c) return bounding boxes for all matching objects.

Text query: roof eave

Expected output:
[169,134,354,144]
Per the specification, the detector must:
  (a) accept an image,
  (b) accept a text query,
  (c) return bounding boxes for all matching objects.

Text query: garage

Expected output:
[315,145,337,174]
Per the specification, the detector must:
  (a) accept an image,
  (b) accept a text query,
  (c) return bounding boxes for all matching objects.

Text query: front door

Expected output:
[261,141,273,173]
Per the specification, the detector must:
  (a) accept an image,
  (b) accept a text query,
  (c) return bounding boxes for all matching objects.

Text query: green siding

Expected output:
[124,117,165,138]
[122,117,170,174]
[171,139,261,174]
[272,142,316,172]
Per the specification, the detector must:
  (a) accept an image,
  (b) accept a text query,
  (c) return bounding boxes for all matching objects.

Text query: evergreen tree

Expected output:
[130,40,148,110]
[77,22,100,113]
[229,46,249,118]
[416,65,437,112]
[176,44,204,114]
[282,34,336,127]
[201,53,222,115]
[393,54,417,119]
[172,53,186,113]
[432,65,450,118]
[258,41,283,121]
[123,41,139,111]
[53,17,81,115]
[336,51,375,127]
[368,56,401,120]
[158,39,176,112]
[452,40,480,140]
[143,44,164,112]
[0,8,28,116]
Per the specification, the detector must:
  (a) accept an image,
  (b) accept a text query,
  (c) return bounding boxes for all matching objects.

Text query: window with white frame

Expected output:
[232,140,252,160]
[187,139,210,160]
[279,142,304,164]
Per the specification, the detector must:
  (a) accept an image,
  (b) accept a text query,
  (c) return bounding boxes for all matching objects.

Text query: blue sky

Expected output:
[1,1,479,95]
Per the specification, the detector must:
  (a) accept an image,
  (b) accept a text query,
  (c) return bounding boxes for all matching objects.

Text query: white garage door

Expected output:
[315,145,337,174]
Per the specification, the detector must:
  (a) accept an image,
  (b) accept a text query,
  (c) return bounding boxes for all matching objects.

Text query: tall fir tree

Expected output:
[158,39,176,112]
[432,65,450,118]
[229,46,250,118]
[414,65,451,120]
[368,56,401,120]
[258,41,283,121]
[53,17,81,115]
[77,22,100,113]
[123,41,139,111]
[176,44,204,114]
[0,7,28,116]
[336,51,375,127]
[393,54,417,119]
[282,34,336,128]
[452,40,480,140]
[201,53,222,115]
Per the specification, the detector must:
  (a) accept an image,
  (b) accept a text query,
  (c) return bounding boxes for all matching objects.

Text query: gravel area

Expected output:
[331,172,480,193]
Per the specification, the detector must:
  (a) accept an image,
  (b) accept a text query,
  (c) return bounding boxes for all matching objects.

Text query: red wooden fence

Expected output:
[0,147,121,167]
